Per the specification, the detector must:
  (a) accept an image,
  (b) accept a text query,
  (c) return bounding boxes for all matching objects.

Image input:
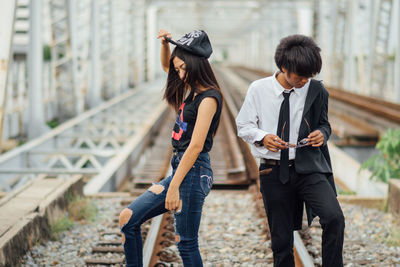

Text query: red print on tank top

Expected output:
[172,103,188,141]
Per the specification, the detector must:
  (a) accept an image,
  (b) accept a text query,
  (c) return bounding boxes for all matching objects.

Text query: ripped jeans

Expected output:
[120,152,213,267]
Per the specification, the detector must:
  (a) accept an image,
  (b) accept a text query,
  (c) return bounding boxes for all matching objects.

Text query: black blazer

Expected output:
[292,79,337,229]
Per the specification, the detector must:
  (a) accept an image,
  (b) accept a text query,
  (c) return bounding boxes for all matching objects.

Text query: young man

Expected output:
[236,35,344,267]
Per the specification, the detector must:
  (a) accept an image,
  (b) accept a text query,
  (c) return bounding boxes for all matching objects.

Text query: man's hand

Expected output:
[262,134,288,152]
[157,29,172,45]
[307,130,324,147]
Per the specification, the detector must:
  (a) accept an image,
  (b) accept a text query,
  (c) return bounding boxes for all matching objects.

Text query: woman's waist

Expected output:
[172,149,210,166]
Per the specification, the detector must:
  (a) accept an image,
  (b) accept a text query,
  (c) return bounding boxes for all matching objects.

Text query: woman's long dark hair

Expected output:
[163,47,223,134]
[164,47,222,110]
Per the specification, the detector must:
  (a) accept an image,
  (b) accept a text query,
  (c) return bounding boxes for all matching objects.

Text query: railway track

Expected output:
[80,66,323,266]
[84,111,176,266]
[15,66,399,267]
[84,82,256,266]
[2,65,327,267]
[13,67,318,266]
[81,67,283,266]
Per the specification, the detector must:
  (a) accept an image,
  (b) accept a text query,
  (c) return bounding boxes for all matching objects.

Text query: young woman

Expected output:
[119,29,223,267]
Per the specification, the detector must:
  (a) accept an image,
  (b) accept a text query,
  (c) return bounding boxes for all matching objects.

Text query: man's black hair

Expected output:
[274,34,322,78]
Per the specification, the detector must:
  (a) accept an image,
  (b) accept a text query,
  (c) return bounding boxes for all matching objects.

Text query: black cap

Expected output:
[165,30,212,59]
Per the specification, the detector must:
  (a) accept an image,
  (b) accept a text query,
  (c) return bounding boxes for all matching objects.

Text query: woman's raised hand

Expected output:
[157,29,172,44]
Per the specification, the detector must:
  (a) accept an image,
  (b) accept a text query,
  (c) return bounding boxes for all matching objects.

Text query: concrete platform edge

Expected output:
[388,179,400,216]
[0,175,84,266]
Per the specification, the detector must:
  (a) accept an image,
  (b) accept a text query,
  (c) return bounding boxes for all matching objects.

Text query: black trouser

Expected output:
[259,163,345,267]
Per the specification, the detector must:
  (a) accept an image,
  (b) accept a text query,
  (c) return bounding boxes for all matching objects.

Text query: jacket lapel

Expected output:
[298,79,320,139]
[301,79,319,118]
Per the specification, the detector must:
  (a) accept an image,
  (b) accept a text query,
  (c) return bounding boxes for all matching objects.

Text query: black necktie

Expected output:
[276,90,293,184]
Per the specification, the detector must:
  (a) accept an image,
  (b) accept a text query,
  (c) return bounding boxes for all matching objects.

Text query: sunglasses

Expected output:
[280,118,311,148]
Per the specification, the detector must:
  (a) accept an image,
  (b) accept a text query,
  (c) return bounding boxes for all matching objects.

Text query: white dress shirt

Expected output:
[236,71,310,160]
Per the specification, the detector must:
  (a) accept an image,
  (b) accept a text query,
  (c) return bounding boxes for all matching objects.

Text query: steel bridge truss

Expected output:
[0,80,165,193]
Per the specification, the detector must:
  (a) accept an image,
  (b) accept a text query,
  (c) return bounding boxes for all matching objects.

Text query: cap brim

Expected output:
[164,36,197,55]
[164,36,209,58]
[164,36,180,47]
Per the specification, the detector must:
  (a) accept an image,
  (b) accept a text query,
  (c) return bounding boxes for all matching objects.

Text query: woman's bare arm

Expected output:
[165,97,218,211]
[157,29,172,73]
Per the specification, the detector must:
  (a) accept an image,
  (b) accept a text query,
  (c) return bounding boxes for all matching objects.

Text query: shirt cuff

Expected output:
[253,130,268,146]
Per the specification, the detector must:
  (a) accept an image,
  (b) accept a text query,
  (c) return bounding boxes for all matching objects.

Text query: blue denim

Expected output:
[121,152,213,267]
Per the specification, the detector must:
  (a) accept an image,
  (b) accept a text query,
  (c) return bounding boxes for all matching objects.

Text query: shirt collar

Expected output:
[272,71,310,97]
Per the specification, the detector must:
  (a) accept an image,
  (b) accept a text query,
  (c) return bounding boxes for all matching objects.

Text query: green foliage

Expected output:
[18,139,26,146]
[222,49,228,60]
[43,45,52,61]
[49,194,98,240]
[68,195,98,222]
[385,227,400,246]
[360,128,400,183]
[377,225,400,247]
[338,189,356,195]
[46,119,59,128]
[386,53,396,62]
[50,216,74,240]
[336,183,356,195]
[80,142,90,148]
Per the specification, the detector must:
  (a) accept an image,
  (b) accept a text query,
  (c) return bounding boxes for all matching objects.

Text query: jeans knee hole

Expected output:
[119,208,133,227]
[148,184,165,195]
[119,208,133,245]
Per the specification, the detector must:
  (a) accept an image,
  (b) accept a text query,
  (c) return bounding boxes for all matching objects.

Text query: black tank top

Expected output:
[171,89,222,153]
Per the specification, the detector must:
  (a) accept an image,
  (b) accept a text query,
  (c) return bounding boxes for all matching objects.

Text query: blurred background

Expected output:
[0,0,399,148]
[0,1,400,266]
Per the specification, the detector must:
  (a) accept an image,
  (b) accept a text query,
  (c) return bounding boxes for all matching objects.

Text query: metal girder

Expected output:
[331,0,348,89]
[0,0,17,153]
[370,0,393,97]
[1,0,149,146]
[88,0,101,108]
[13,0,30,54]
[49,0,92,120]
[130,0,146,84]
[396,0,400,102]
[350,0,373,95]
[61,135,126,150]
[95,0,133,97]
[28,0,48,140]
[68,0,91,115]
[29,149,116,157]
[49,0,75,120]
[99,0,113,98]
[0,168,98,174]
[156,0,303,52]
[149,0,312,8]
[0,79,165,192]
[148,0,260,8]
